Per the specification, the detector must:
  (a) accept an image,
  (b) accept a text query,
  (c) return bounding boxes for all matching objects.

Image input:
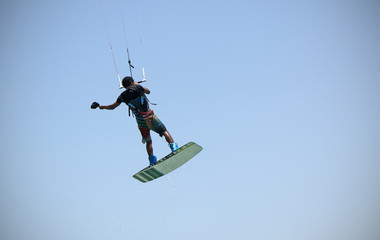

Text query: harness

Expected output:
[127,95,156,117]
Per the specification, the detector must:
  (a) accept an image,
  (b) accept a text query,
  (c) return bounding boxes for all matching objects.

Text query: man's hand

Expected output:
[91,102,100,109]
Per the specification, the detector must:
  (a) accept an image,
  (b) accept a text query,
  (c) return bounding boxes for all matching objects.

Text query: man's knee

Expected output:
[142,136,152,144]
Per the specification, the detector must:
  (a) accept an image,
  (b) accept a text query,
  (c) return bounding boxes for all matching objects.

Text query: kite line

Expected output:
[99,0,144,89]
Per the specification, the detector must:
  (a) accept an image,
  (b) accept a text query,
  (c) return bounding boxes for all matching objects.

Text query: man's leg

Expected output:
[138,123,157,165]
[145,111,178,152]
[146,139,157,165]
[146,139,153,156]
[162,130,174,144]
[162,131,178,152]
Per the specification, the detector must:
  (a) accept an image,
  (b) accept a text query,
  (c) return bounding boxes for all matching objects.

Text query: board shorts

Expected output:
[134,110,167,143]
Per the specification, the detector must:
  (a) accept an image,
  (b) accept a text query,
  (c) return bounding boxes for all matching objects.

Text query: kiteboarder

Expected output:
[91,76,178,165]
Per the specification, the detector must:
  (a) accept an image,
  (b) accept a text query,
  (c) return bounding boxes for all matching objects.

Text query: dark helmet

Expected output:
[122,76,134,88]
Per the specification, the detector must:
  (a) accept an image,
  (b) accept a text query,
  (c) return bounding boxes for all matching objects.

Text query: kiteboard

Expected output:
[133,142,202,183]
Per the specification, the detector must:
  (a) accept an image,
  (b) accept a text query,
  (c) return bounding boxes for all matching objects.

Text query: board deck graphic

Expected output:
[133,142,202,183]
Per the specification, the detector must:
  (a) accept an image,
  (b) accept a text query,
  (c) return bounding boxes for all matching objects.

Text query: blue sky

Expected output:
[1,0,379,239]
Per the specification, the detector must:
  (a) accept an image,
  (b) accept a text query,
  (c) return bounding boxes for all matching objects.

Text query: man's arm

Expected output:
[143,86,150,94]
[99,101,121,110]
[134,82,150,94]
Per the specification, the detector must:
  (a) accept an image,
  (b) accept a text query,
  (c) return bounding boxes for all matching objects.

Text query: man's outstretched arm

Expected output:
[99,101,121,110]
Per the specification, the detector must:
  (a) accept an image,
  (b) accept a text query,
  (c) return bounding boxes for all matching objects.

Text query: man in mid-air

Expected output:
[91,76,178,165]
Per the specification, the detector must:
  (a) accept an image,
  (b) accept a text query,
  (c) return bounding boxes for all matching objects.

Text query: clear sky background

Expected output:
[1,0,379,239]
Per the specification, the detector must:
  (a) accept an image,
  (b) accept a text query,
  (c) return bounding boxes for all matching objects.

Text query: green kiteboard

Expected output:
[133,142,202,183]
